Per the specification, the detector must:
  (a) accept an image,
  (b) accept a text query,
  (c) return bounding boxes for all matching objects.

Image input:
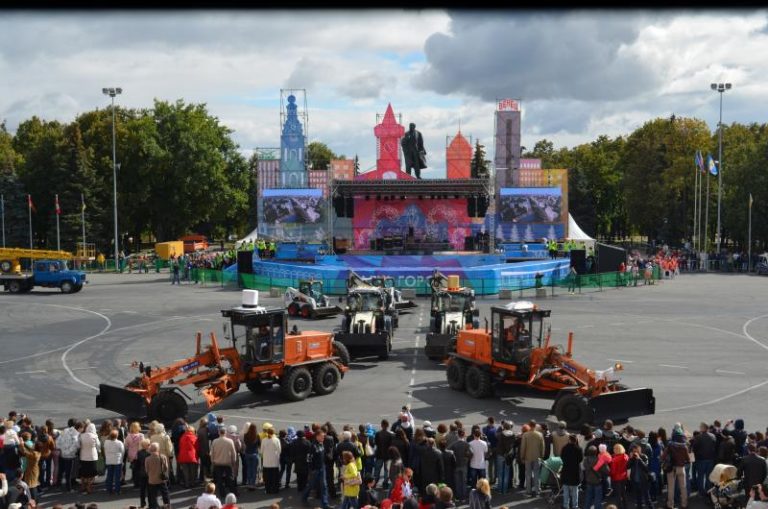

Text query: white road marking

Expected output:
[61,309,113,392]
[581,324,594,329]
[659,378,768,413]
[715,369,746,376]
[659,364,688,369]
[742,314,768,352]
[607,358,634,364]
[609,322,625,326]
[16,370,46,375]
[71,366,98,371]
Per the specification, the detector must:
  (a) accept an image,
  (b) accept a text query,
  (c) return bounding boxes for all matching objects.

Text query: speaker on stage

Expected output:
[333,196,345,217]
[237,251,254,274]
[477,196,489,217]
[467,197,477,217]
[345,196,354,218]
[570,249,587,274]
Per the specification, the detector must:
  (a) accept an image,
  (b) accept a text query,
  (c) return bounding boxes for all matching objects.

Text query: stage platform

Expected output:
[234,254,570,296]
[333,178,490,197]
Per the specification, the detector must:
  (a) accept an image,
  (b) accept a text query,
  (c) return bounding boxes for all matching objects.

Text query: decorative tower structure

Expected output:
[493,98,521,189]
[373,103,406,180]
[446,130,473,179]
[280,91,307,188]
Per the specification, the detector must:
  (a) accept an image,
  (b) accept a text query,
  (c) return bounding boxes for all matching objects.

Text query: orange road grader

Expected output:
[445,301,655,428]
[96,290,350,422]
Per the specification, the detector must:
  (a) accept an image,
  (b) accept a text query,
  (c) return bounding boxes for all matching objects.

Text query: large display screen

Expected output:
[262,188,324,225]
[499,187,563,224]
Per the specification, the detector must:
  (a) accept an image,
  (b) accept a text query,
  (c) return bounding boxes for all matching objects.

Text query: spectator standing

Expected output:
[609,443,629,509]
[628,443,653,509]
[125,422,144,487]
[560,434,583,509]
[242,423,261,489]
[178,424,199,489]
[197,418,212,483]
[468,478,492,509]
[78,422,99,494]
[520,423,545,496]
[279,427,296,489]
[583,445,607,509]
[420,437,444,494]
[739,443,768,499]
[494,421,515,494]
[210,425,237,500]
[195,482,222,509]
[17,438,41,503]
[144,442,170,509]
[289,429,311,493]
[340,450,361,509]
[302,429,331,509]
[56,419,80,492]
[691,422,716,495]
[438,439,456,494]
[661,429,690,509]
[260,427,281,494]
[374,419,393,489]
[468,429,489,487]
[103,429,125,495]
[448,428,470,502]
[551,421,570,457]
[482,418,498,485]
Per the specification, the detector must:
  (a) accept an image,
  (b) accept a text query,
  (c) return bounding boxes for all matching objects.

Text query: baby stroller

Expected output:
[708,463,744,509]
[538,456,563,506]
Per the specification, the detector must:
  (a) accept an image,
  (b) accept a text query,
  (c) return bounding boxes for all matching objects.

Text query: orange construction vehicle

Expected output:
[445,301,655,428]
[96,290,350,422]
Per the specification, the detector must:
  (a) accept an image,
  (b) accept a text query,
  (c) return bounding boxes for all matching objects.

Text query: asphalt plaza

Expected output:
[1,271,767,508]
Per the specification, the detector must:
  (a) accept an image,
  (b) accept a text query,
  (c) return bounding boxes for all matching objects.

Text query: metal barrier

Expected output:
[188,266,664,300]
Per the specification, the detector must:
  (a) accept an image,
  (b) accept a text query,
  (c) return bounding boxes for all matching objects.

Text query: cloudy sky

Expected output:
[0,10,765,177]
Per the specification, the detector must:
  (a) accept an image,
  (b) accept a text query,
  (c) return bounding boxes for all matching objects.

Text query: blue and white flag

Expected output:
[707,153,718,176]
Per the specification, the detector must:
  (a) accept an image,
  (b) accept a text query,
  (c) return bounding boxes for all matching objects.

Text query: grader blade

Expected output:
[588,387,655,424]
[95,384,148,419]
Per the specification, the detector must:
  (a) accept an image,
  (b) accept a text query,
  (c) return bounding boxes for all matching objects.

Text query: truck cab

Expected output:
[33,260,87,293]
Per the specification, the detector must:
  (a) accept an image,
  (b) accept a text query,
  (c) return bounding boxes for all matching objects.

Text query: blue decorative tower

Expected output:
[280,93,307,188]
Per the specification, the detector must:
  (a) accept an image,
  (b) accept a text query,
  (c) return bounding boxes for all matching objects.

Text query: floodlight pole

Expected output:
[711,82,731,254]
[103,87,122,272]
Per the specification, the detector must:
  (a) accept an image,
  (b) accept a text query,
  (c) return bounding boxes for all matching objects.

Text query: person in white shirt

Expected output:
[468,428,489,488]
[195,482,222,509]
[103,429,126,495]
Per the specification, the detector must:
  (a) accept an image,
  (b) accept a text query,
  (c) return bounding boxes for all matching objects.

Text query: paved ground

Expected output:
[1,271,766,508]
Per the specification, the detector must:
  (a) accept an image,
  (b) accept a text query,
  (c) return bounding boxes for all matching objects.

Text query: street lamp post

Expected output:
[711,82,731,254]
[102,87,122,272]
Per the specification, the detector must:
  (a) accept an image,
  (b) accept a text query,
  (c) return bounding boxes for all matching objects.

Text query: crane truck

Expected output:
[0,248,86,294]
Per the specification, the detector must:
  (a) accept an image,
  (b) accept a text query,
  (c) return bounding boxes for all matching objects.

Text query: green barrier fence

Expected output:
[188,267,663,299]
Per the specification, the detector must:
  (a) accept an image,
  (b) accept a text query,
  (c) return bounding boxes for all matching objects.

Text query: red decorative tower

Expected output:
[374,103,406,179]
[446,130,472,179]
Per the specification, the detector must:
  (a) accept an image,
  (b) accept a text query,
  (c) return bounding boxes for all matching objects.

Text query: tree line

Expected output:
[1,105,765,254]
[524,115,768,251]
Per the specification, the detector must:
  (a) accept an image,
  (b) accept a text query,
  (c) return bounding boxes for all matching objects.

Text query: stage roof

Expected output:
[331,178,490,197]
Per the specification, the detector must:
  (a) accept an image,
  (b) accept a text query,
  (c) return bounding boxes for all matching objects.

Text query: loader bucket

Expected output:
[588,387,655,424]
[96,384,148,419]
[313,305,343,318]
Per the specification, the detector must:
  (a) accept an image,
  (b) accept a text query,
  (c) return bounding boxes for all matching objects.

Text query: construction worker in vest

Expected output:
[564,238,572,257]
[549,239,557,259]
[269,241,276,259]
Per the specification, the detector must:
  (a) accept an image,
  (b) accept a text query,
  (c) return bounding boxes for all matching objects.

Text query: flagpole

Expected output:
[698,164,704,265]
[81,193,86,261]
[693,160,698,253]
[55,194,61,251]
[28,195,33,250]
[748,194,753,272]
[704,171,710,259]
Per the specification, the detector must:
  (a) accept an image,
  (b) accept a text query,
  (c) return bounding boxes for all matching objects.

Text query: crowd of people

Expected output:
[2,406,768,509]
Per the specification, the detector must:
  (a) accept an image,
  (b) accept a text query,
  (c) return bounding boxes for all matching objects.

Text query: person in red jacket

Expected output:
[390,467,414,505]
[178,424,200,488]
[609,443,629,509]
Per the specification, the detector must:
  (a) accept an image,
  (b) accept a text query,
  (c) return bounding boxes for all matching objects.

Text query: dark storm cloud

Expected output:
[417,11,661,102]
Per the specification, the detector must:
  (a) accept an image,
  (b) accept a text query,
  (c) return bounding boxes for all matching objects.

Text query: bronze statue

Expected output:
[401,122,427,179]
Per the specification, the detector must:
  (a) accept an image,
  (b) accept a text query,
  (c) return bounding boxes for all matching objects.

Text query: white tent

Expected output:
[567,213,595,243]
[237,228,259,248]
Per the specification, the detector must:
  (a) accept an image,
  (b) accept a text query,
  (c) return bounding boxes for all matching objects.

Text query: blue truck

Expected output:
[0,258,87,294]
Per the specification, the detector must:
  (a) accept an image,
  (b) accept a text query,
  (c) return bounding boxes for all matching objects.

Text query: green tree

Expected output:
[0,123,27,247]
[354,154,360,175]
[307,141,338,171]
[470,140,490,179]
